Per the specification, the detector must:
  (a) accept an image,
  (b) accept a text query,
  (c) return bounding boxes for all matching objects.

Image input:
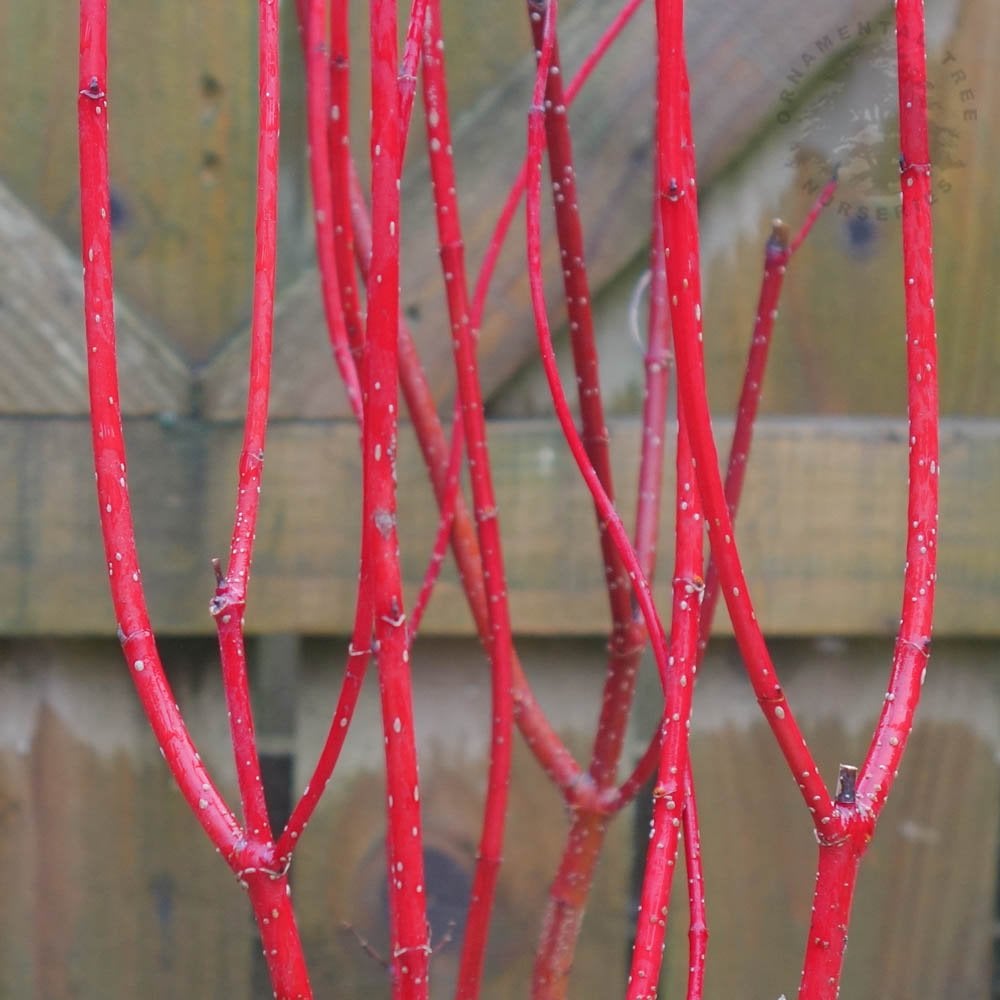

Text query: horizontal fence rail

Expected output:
[1,416,995,637]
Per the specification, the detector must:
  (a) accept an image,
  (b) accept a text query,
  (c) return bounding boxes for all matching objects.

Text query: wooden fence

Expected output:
[1,637,996,997]
[1,0,998,995]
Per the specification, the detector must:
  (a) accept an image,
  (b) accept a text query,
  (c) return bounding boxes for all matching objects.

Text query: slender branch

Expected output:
[700,177,837,648]
[408,400,464,641]
[327,0,367,365]
[420,5,515,992]
[348,164,595,806]
[633,210,672,584]
[609,173,837,816]
[343,0,648,806]
[365,0,430,993]
[245,868,314,1000]
[528,5,678,988]
[856,0,939,819]
[78,0,241,857]
[682,767,707,1000]
[797,796,869,999]
[525,9,696,992]
[209,0,283,851]
[276,575,373,864]
[797,4,938,996]
[470,0,649,344]
[82,4,312,995]
[398,0,429,141]
[525,0,680,783]
[625,419,703,999]
[301,0,363,421]
[655,0,831,827]
[527,0,633,638]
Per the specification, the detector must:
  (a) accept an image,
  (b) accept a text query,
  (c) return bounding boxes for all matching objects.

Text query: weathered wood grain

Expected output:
[496,0,1000,419]
[1,637,993,996]
[641,639,999,999]
[0,416,995,636]
[0,639,250,998]
[292,637,632,996]
[0,0,283,364]
[0,179,189,416]
[202,0,887,420]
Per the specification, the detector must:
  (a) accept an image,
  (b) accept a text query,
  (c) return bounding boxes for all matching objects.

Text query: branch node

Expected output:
[835,764,858,806]
[80,76,105,99]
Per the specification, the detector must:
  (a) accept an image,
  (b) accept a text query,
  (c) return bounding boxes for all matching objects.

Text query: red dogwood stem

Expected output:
[301,0,363,421]
[327,0,367,364]
[276,574,373,864]
[633,210,672,582]
[210,0,282,860]
[81,3,312,995]
[527,3,675,989]
[700,177,836,645]
[213,5,314,995]
[610,179,837,813]
[341,0,649,810]
[421,4,515,991]
[398,0,428,138]
[654,0,831,826]
[526,10,689,993]
[682,766,707,1000]
[365,0,430,994]
[470,0,648,343]
[856,0,939,821]
[244,867,314,1000]
[78,0,242,859]
[797,790,870,1000]
[797,2,938,996]
[625,420,703,999]
[407,398,464,641]
[347,164,596,806]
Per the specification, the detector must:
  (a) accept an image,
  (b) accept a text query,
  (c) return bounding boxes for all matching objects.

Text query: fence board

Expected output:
[0,639,251,999]
[0,416,995,637]
[640,639,1000,999]
[0,637,994,996]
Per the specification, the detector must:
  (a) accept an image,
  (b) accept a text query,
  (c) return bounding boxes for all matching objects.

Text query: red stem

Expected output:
[215,7,315,995]
[700,177,837,646]
[343,0,648,807]
[81,3,312,995]
[633,211,672,583]
[407,399,464,640]
[470,0,648,352]
[527,5,676,988]
[348,164,595,806]
[525,10,693,992]
[245,869,314,1000]
[798,3,938,995]
[528,0,633,638]
[855,0,939,820]
[420,5,515,991]
[625,420,702,999]
[398,0,428,140]
[797,798,869,1000]
[365,0,430,993]
[654,0,831,827]
[275,576,373,864]
[525,0,677,791]
[271,0,374,871]
[78,0,243,859]
[682,767,707,1000]
[327,0,367,365]
[210,0,283,855]
[301,0,363,421]
[611,179,837,813]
